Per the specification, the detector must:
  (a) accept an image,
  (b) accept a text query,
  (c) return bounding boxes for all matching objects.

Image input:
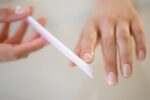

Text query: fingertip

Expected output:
[38,16,47,24]
[15,7,30,16]
[40,37,49,46]
[122,63,132,78]
[137,49,146,61]
[131,19,146,61]
[106,72,118,86]
[31,37,47,48]
[81,52,94,63]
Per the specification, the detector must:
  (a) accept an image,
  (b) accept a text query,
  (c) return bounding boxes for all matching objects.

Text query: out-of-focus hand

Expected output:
[0,6,32,22]
[0,6,48,62]
[70,0,146,85]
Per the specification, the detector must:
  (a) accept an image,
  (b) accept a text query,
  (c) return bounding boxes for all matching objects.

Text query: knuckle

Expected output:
[135,29,144,37]
[82,47,91,52]
[121,56,132,64]
[86,32,97,43]
[4,7,14,15]
[82,22,96,34]
[13,51,24,60]
[102,30,114,41]
[102,35,114,46]
[100,17,113,26]
[1,7,14,22]
[132,21,144,35]
[117,29,129,41]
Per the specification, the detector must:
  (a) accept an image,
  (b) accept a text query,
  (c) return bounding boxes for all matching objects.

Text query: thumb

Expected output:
[0,6,33,22]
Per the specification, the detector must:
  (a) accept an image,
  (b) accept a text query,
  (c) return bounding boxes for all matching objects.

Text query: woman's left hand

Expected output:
[0,6,48,62]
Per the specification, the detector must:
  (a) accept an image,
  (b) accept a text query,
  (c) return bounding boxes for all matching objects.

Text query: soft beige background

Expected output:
[0,0,150,100]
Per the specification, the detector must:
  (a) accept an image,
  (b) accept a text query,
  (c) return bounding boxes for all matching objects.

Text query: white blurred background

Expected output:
[0,0,150,100]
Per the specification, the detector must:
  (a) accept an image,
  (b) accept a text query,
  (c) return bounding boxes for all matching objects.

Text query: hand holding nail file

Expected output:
[27,16,94,78]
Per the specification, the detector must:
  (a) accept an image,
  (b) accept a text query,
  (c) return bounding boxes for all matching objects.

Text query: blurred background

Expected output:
[0,0,150,100]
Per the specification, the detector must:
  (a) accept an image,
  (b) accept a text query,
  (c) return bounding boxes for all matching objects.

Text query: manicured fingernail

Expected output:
[15,8,30,14]
[82,52,92,62]
[107,72,117,86]
[138,50,145,61]
[123,64,131,78]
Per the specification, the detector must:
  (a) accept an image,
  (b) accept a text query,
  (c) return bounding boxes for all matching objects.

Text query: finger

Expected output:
[4,20,28,44]
[0,6,33,22]
[25,17,46,42]
[0,22,10,42]
[131,17,146,61]
[99,18,117,86]
[14,37,47,59]
[116,20,132,78]
[68,21,98,67]
[80,22,98,63]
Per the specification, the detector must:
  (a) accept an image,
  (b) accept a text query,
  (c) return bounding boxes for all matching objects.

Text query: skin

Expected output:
[0,6,48,62]
[69,0,147,85]
[0,1,146,86]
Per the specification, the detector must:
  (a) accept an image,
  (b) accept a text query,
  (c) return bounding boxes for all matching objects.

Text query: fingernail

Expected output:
[138,50,145,61]
[15,8,30,15]
[82,52,92,62]
[123,64,131,78]
[107,72,117,86]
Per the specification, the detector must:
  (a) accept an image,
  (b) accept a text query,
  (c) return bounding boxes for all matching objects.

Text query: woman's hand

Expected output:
[70,0,146,85]
[0,6,48,62]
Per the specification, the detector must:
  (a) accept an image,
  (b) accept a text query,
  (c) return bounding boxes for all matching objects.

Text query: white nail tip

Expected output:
[15,6,29,14]
[107,72,117,86]
[83,53,92,62]
[123,64,131,78]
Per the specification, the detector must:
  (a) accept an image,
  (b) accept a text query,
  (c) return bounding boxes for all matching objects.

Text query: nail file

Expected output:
[15,6,93,78]
[27,16,93,78]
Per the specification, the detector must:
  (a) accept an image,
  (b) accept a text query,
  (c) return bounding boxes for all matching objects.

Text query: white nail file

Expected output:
[27,16,94,78]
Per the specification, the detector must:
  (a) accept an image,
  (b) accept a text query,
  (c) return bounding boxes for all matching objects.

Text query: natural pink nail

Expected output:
[107,72,117,86]
[138,50,145,61]
[123,64,131,78]
[82,52,92,62]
